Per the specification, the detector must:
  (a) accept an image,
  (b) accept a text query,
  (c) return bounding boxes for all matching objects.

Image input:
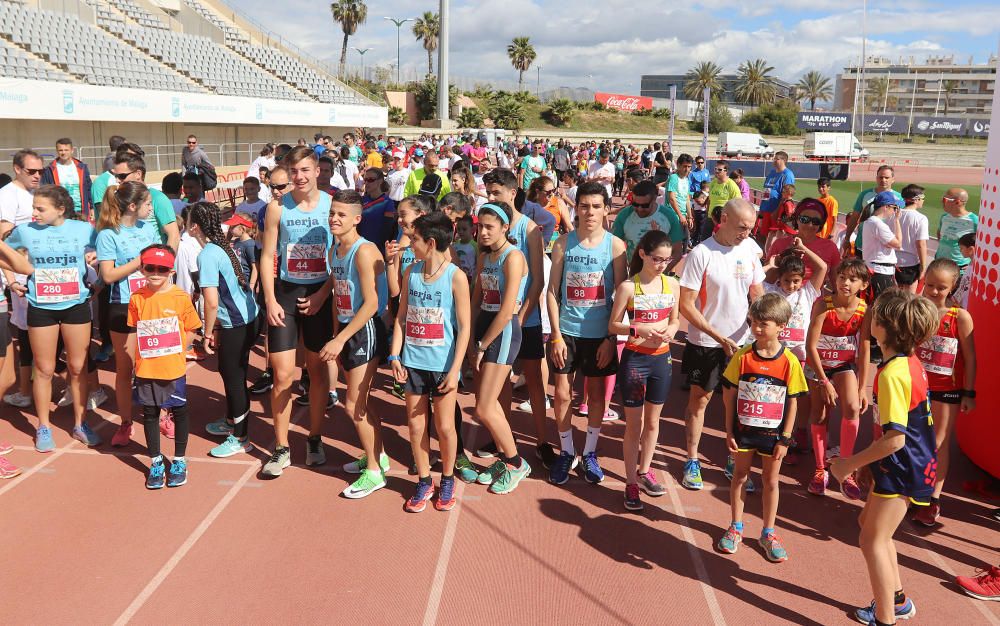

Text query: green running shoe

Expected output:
[454,453,480,483]
[489,459,532,494]
[342,469,387,499]
[476,459,506,485]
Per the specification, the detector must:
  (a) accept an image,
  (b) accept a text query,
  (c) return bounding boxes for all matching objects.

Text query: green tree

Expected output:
[412,12,439,77]
[330,0,367,79]
[507,37,536,92]
[490,94,526,131]
[683,61,723,101]
[688,97,735,134]
[457,107,485,128]
[413,76,457,121]
[735,58,776,108]
[942,80,958,114]
[739,99,801,135]
[545,98,575,126]
[388,105,406,125]
[865,76,896,111]
[795,70,832,111]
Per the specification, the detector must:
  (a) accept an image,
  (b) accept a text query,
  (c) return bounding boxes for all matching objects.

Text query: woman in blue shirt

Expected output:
[0,185,100,452]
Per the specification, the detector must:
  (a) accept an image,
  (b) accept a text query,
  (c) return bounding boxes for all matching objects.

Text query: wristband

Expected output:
[548,336,563,344]
[387,354,400,363]
[605,334,617,343]
[963,389,976,398]
[629,326,639,338]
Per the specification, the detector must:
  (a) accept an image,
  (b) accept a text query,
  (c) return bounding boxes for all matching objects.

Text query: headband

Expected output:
[480,203,509,225]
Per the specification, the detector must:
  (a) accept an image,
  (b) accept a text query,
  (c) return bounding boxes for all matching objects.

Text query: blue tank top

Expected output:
[479,245,526,314]
[402,261,458,372]
[510,213,540,327]
[330,236,388,323]
[560,231,615,338]
[277,192,332,284]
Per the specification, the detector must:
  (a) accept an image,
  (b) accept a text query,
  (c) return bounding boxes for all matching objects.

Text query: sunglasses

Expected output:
[363,177,379,183]
[269,182,290,191]
[695,161,705,165]
[798,215,824,227]
[538,188,555,195]
[113,171,134,181]
[715,168,726,172]
[632,199,654,208]
[143,264,172,274]
[21,168,44,176]
[187,141,197,145]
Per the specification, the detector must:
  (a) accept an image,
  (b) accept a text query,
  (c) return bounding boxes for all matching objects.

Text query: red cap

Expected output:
[140,247,175,267]
[224,214,253,229]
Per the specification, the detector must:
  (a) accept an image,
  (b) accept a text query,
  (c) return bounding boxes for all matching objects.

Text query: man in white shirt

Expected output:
[386,152,409,202]
[0,149,41,233]
[235,176,268,222]
[332,147,359,190]
[587,149,616,199]
[677,198,765,491]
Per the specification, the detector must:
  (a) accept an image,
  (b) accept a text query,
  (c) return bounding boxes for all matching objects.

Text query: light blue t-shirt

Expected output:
[688,166,712,199]
[96,220,160,304]
[519,155,546,190]
[936,212,978,267]
[666,174,690,217]
[560,231,615,339]
[197,242,258,328]
[330,236,388,324]
[8,219,96,310]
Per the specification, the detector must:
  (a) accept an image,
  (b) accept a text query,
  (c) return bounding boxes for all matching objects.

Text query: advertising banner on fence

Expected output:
[594,92,653,112]
[797,112,851,131]
[0,78,388,128]
[858,114,908,134]
[968,118,991,137]
[912,116,967,136]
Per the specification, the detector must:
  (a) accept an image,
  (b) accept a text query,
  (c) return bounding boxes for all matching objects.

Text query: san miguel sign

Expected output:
[594,92,653,112]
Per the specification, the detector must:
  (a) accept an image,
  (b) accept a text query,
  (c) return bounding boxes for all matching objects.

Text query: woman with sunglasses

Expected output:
[95,181,160,447]
[359,168,396,258]
[0,185,100,452]
[765,198,841,291]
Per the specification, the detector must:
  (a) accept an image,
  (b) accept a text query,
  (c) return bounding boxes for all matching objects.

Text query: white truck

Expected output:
[804,132,869,161]
[716,132,773,158]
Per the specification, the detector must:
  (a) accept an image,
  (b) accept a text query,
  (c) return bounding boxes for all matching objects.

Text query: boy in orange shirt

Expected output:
[128,245,203,489]
[817,177,839,239]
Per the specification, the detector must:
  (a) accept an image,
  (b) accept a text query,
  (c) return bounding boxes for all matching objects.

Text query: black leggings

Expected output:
[218,320,259,438]
[143,404,189,459]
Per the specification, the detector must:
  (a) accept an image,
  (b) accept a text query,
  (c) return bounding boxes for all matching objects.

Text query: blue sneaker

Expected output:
[94,344,114,363]
[717,524,742,554]
[758,531,788,562]
[579,452,605,484]
[205,419,234,437]
[72,423,101,447]
[146,459,166,489]
[35,425,55,453]
[548,451,575,485]
[167,459,188,487]
[682,459,704,490]
[853,598,916,624]
[210,435,254,458]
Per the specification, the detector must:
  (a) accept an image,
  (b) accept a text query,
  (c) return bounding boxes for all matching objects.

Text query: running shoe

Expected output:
[535,442,557,470]
[549,451,575,485]
[579,452,605,484]
[808,468,829,496]
[435,477,457,511]
[57,389,72,407]
[94,343,114,363]
[160,411,175,439]
[602,408,619,422]
[759,531,788,562]
[993,508,1000,523]
[517,396,552,412]
[404,481,435,513]
[717,524,742,554]
[4,391,31,408]
[390,381,405,400]
[35,426,55,453]
[639,470,666,496]
[296,375,309,396]
[294,393,308,406]
[72,423,101,447]
[210,435,254,458]
[205,418,234,437]
[454,453,479,483]
[167,459,188,487]
[682,459,703,490]
[343,452,391,474]
[0,456,21,479]
[262,447,291,477]
[343,469,387,499]
[512,373,526,389]
[327,391,338,409]
[305,435,326,466]
[490,459,531,495]
[0,440,11,455]
[853,598,917,623]
[89,388,108,410]
[249,370,273,395]
[477,459,506,485]
[474,440,499,459]
[111,421,133,447]
[955,565,1000,601]
[841,473,862,500]
[624,483,643,511]
[146,458,166,489]
[185,347,206,361]
[576,403,589,416]
[408,454,440,476]
[911,502,940,528]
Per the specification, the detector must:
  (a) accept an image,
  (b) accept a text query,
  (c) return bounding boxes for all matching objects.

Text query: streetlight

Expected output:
[383,16,413,85]
[536,65,542,100]
[353,46,372,81]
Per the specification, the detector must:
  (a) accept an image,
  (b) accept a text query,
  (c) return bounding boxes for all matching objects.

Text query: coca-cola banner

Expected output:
[912,116,966,136]
[797,112,851,131]
[594,92,653,112]
[968,118,991,137]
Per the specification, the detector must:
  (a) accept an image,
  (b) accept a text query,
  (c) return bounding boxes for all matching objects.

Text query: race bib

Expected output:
[334,278,353,319]
[632,292,673,323]
[818,334,856,369]
[35,267,81,304]
[779,309,806,345]
[481,272,501,312]
[405,305,445,347]
[737,379,787,429]
[137,316,183,359]
[917,336,958,377]
[566,271,605,308]
[285,242,327,281]
[127,271,147,293]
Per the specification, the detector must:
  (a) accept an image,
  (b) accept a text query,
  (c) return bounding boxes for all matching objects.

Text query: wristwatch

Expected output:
[777,434,795,447]
[963,389,976,398]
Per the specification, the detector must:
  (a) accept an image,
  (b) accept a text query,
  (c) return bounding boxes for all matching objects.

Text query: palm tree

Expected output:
[683,61,723,101]
[507,37,536,92]
[735,58,776,108]
[412,12,439,77]
[330,0,367,79]
[796,70,832,110]
[546,98,575,126]
[942,80,958,114]
[866,76,893,111]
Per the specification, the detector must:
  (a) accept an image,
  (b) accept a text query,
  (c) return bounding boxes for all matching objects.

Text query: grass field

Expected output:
[747,177,981,230]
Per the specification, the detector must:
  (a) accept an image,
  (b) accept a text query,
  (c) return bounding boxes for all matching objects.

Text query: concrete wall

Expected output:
[386,91,419,126]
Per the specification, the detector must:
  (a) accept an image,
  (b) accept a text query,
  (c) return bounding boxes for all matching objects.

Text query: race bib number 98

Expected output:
[566,271,605,308]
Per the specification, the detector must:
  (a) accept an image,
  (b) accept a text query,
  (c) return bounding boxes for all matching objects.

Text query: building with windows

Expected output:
[640,74,795,104]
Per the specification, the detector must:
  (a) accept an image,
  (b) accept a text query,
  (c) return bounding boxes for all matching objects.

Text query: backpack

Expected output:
[186,161,218,191]
[419,172,442,198]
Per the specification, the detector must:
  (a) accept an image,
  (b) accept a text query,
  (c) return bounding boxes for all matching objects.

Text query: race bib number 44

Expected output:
[405,305,446,347]
[285,243,327,281]
[566,271,605,308]
[137,316,183,359]
[737,379,786,429]
[35,268,81,304]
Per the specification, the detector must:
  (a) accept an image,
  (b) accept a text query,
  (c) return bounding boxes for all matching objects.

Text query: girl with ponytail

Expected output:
[95,180,160,447]
[186,202,260,457]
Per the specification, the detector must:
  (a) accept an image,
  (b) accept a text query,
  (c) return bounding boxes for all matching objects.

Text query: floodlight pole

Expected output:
[383,17,413,85]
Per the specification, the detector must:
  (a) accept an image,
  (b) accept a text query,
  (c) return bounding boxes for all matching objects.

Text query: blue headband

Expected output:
[480,203,509,225]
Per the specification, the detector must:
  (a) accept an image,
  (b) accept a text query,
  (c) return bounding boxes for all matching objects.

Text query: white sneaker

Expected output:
[88,388,109,410]
[602,408,619,422]
[3,392,31,408]
[517,396,552,412]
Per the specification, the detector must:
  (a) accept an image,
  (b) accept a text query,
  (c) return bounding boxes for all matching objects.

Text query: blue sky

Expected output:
[232,0,1000,96]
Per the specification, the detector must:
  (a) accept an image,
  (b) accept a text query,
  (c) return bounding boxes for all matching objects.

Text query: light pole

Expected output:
[437,0,449,123]
[383,16,413,85]
[536,65,542,100]
[353,47,371,81]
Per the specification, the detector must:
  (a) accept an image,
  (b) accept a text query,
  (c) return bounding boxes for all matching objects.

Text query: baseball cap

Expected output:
[140,247,175,268]
[414,148,424,157]
[392,150,405,160]
[224,214,253,229]
[873,190,900,209]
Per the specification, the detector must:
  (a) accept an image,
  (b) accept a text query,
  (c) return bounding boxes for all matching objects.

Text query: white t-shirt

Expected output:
[247,155,275,180]
[680,236,765,348]
[0,183,34,226]
[332,159,359,191]
[235,199,267,222]
[895,209,928,268]
[764,281,820,361]
[862,217,897,274]
[55,161,82,212]
[175,231,203,296]
[588,162,616,197]
[387,169,408,202]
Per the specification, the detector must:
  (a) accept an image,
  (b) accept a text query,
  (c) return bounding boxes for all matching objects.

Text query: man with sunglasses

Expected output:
[91,142,144,219]
[0,149,43,236]
[180,135,212,173]
[706,160,741,246]
[612,179,684,262]
[842,164,902,258]
[518,142,547,192]
[689,156,712,201]
[110,154,180,253]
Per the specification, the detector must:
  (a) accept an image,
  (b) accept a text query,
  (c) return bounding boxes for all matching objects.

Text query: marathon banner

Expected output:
[968,118,991,137]
[593,92,652,112]
[797,112,851,131]
[912,116,966,136]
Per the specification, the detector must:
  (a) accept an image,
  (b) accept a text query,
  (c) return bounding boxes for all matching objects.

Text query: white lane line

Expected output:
[9,445,257,466]
[912,536,1000,625]
[421,482,465,626]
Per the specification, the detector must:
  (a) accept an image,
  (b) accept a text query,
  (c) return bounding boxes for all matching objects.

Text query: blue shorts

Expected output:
[870,459,934,506]
[133,376,187,409]
[475,311,521,366]
[734,424,781,456]
[404,367,447,396]
[619,348,672,407]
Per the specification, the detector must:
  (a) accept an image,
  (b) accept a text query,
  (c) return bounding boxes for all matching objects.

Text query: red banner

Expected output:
[594,92,652,112]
